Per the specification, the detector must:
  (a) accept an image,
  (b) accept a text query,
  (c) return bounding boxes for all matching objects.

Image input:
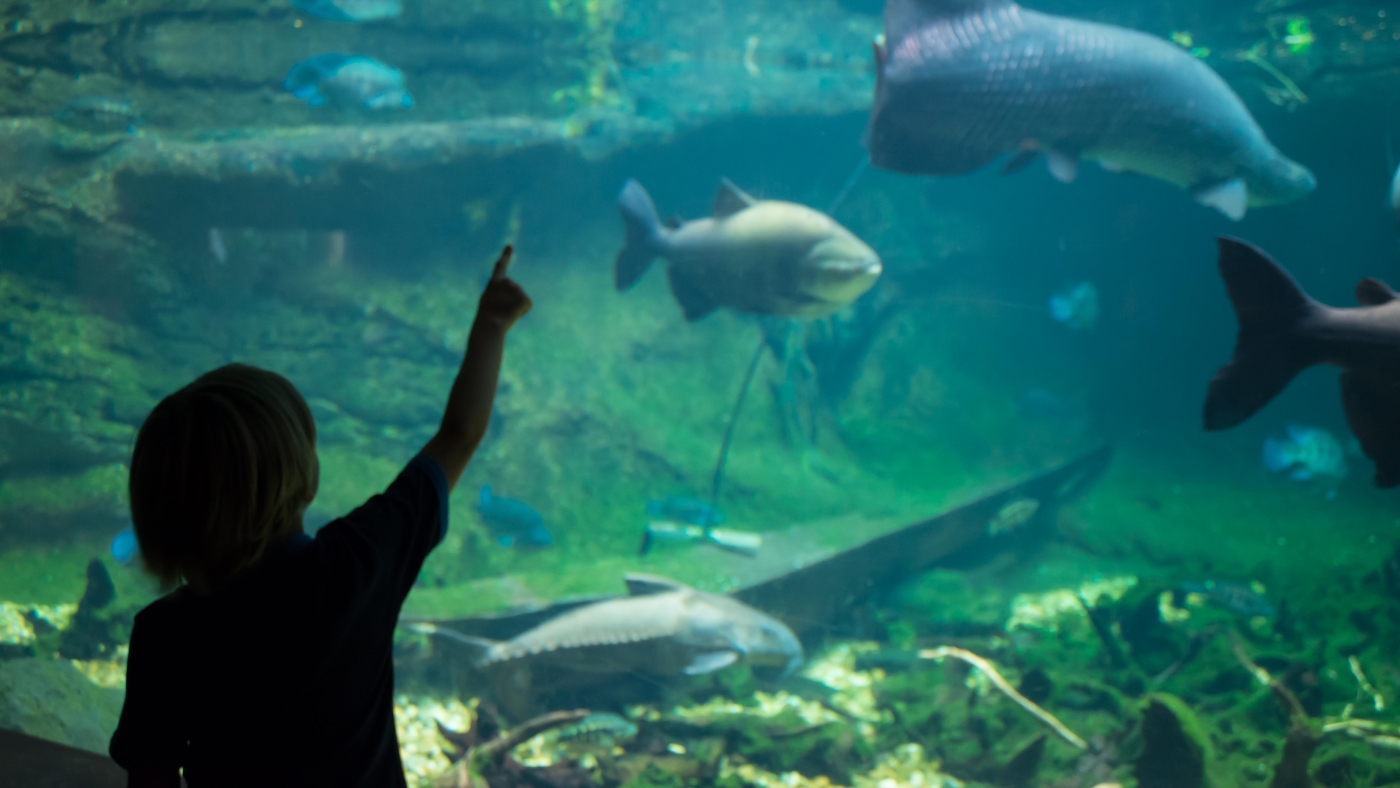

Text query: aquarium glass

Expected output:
[0,0,1397,785]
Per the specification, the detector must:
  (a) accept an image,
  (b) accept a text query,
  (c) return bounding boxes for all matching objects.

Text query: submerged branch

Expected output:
[919,646,1087,750]
[1227,631,1309,725]
[439,708,591,788]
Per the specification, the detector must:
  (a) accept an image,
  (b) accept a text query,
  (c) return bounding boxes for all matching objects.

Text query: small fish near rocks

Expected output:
[555,712,638,747]
[411,573,803,679]
[987,497,1040,536]
[477,486,553,548]
[1181,580,1275,618]
[1050,281,1099,330]
[1263,425,1347,483]
[284,53,413,109]
[50,96,139,158]
[52,97,139,134]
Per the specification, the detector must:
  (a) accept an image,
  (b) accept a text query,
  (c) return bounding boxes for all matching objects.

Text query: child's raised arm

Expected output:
[422,246,532,490]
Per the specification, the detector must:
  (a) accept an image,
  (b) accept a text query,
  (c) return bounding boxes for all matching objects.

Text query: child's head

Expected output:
[130,363,318,593]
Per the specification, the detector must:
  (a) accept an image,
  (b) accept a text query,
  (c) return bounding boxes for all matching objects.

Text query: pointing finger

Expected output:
[491,245,514,281]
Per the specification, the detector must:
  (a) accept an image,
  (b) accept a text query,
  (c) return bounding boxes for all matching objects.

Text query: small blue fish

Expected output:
[283,54,413,109]
[478,486,552,548]
[645,496,724,528]
[1263,425,1347,482]
[1182,581,1275,618]
[1050,281,1099,329]
[110,527,138,564]
[292,0,401,22]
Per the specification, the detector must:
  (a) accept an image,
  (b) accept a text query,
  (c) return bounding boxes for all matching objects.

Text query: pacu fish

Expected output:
[866,0,1316,220]
[284,54,413,109]
[413,573,803,678]
[616,179,882,321]
[1204,237,1400,487]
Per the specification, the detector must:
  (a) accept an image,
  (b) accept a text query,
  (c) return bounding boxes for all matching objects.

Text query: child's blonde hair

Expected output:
[129,363,318,594]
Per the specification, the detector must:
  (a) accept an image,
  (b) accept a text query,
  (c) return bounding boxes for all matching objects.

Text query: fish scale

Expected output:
[482,592,690,665]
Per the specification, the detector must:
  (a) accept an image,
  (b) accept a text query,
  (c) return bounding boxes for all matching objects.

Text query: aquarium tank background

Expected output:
[1,0,1400,785]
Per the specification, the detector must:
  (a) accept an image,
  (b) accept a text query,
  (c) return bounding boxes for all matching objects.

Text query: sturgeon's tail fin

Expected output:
[406,622,498,667]
[616,179,665,292]
[1204,237,1323,431]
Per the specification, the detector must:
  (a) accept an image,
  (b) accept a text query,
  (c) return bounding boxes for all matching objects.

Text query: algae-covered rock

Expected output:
[1134,694,1211,788]
[0,657,123,753]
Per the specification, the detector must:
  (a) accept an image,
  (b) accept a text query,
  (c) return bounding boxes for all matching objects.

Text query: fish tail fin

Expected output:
[1262,437,1295,473]
[1204,237,1323,431]
[616,179,665,291]
[407,622,498,666]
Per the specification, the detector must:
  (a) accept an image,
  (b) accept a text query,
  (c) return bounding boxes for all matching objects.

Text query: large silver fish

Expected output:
[866,0,1316,220]
[615,179,882,321]
[413,574,803,678]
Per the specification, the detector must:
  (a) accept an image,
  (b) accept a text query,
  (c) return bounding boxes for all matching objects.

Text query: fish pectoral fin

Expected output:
[1194,179,1247,221]
[1355,277,1399,306]
[1340,371,1400,488]
[684,650,741,675]
[1001,143,1041,176]
[1045,148,1079,184]
[666,266,720,321]
[713,178,758,218]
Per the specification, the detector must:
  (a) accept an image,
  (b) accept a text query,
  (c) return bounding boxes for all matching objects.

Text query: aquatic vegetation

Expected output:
[1006,575,1138,632]
[392,694,476,788]
[851,744,962,788]
[0,602,75,647]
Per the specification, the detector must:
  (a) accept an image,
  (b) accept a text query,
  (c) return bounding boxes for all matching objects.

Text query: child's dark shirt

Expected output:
[110,455,448,787]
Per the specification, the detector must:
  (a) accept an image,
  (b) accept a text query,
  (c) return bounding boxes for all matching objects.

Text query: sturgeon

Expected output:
[413,574,804,678]
[866,0,1316,220]
[1205,237,1400,488]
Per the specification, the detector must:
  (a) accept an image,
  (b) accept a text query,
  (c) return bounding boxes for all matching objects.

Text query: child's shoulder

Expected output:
[134,586,195,628]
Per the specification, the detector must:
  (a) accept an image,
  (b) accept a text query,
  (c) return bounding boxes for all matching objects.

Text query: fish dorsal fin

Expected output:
[713,178,757,218]
[1356,277,1398,306]
[886,0,1012,42]
[625,573,690,596]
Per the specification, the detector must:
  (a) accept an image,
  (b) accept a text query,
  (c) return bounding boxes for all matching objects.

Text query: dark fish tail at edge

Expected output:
[1204,237,1400,487]
[1203,237,1322,432]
